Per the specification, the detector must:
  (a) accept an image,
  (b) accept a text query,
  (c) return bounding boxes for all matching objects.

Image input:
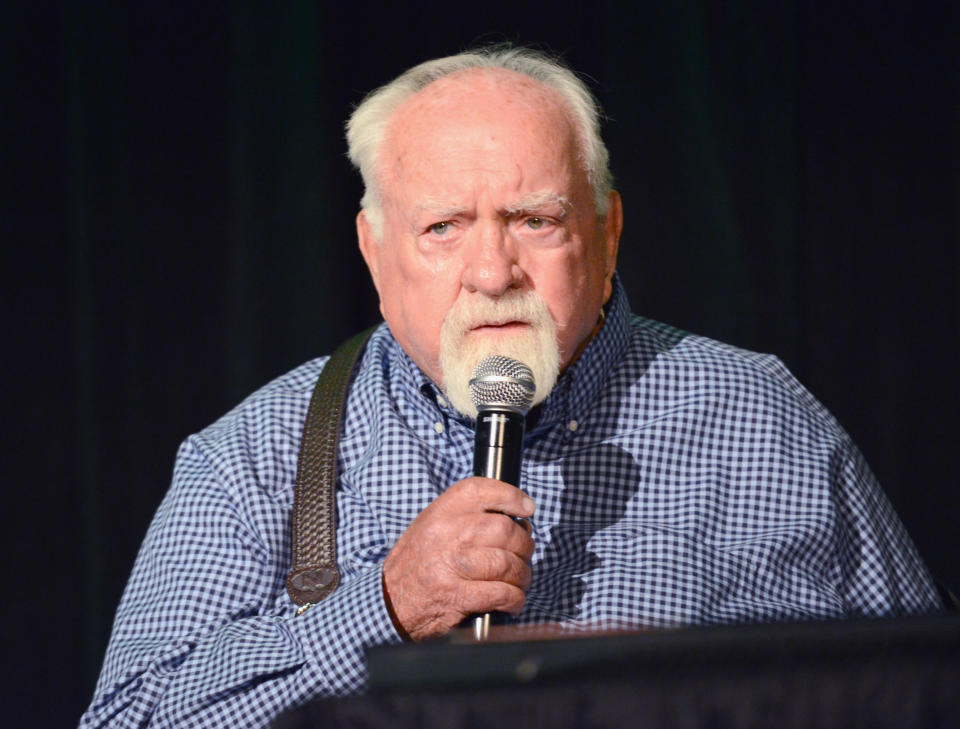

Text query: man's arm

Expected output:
[830,438,942,615]
[78,435,402,729]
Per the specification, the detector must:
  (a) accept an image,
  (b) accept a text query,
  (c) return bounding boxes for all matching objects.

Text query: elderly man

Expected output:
[80,47,940,728]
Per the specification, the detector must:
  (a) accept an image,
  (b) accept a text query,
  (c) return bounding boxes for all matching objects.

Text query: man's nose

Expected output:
[460,221,524,296]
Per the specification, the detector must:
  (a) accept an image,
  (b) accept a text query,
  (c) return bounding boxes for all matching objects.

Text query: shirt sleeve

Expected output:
[78,433,402,729]
[738,351,942,617]
[830,437,942,616]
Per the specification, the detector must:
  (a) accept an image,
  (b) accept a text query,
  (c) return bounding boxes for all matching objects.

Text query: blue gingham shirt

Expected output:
[80,278,940,728]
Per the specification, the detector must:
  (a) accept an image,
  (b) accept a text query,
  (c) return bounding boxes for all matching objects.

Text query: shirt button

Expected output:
[434,421,445,434]
[567,420,579,432]
[436,395,447,408]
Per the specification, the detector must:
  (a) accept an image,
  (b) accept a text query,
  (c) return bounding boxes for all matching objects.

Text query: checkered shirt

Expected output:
[79,278,940,728]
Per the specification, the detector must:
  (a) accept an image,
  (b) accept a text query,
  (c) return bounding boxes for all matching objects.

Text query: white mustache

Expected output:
[446,292,543,332]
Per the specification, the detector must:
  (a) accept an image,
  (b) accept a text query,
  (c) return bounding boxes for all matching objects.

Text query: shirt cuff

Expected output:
[288,563,403,696]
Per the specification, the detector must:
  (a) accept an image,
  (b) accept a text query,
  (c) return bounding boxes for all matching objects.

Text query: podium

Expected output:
[275,614,960,728]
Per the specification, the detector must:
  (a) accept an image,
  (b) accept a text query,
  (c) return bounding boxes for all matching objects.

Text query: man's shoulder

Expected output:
[190,324,394,454]
[628,315,782,371]
[623,315,843,436]
[169,357,325,502]
[200,356,328,442]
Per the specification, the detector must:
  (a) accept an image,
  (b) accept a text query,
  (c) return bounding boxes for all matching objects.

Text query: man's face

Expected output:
[358,69,622,399]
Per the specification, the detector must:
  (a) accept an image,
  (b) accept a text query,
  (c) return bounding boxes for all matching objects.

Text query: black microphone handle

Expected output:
[473,409,524,484]
[470,408,526,640]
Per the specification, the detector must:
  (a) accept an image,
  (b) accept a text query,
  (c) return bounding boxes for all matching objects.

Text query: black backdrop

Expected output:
[5,2,958,727]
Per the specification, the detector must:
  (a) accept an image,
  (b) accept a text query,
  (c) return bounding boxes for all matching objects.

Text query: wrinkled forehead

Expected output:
[380,68,580,182]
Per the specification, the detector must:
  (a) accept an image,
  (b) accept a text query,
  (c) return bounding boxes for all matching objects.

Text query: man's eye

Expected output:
[429,221,451,235]
[526,217,545,230]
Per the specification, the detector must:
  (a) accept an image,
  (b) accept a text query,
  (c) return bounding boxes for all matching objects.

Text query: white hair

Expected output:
[345,46,614,241]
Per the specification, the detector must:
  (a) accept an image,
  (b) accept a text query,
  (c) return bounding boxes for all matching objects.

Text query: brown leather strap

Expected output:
[286,326,377,607]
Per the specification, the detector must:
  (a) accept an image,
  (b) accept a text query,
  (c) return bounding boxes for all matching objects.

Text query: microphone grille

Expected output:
[469,355,536,414]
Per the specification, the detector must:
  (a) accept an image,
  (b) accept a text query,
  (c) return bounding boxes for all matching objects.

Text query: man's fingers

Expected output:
[461,580,528,617]
[455,477,536,519]
[451,547,532,589]
[382,476,538,640]
[456,510,535,558]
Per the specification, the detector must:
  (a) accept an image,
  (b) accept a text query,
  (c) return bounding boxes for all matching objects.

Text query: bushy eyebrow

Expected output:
[412,197,469,221]
[411,191,569,221]
[504,191,570,215]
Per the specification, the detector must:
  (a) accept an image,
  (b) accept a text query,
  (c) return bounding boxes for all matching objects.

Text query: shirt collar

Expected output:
[532,274,630,433]
[385,274,631,432]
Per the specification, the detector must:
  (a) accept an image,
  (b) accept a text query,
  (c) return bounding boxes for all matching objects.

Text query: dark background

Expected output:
[5,2,957,726]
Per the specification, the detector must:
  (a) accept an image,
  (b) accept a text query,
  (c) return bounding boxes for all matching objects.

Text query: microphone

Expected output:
[468,355,536,640]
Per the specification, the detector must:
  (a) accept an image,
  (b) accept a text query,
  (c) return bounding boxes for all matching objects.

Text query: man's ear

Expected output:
[356,210,382,300]
[601,190,623,303]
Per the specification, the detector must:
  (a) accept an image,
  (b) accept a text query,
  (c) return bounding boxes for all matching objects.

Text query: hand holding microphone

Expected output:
[380,356,536,642]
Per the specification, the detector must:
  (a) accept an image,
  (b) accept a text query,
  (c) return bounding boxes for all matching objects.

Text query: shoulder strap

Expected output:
[286,326,377,609]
